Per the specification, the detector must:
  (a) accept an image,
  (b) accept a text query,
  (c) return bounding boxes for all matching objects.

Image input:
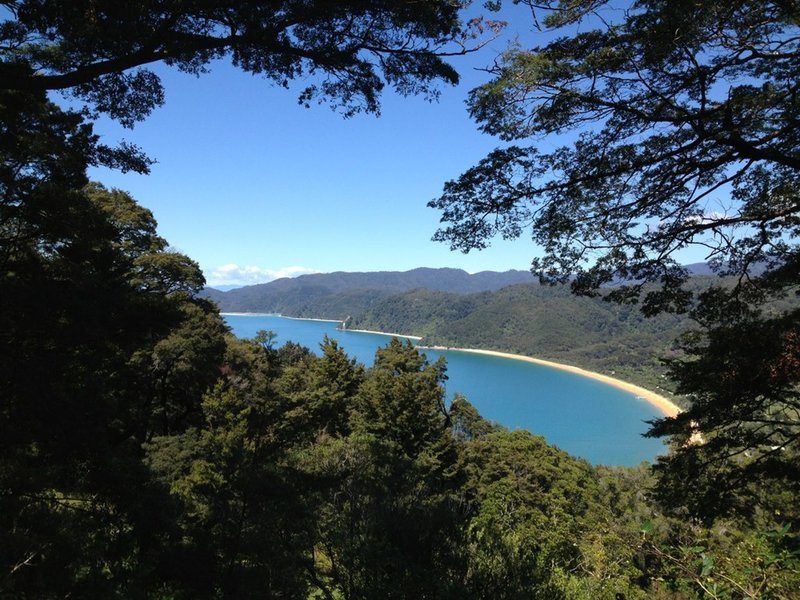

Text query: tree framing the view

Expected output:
[0,0,500,124]
[2,1,800,596]
[0,2,501,595]
[429,0,800,518]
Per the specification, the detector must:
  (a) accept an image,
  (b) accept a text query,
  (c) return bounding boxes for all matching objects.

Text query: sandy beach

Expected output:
[343,328,422,341]
[419,346,682,418]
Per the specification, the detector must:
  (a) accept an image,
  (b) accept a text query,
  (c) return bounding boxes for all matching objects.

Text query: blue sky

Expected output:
[85,5,550,287]
[84,3,711,289]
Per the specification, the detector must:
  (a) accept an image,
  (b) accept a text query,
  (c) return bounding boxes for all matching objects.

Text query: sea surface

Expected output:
[224,313,667,466]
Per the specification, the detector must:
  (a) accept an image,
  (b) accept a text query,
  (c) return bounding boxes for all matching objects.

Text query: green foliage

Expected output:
[147,380,313,598]
[0,88,227,595]
[429,0,800,521]
[639,519,800,599]
[459,430,642,599]
[142,336,471,599]
[0,0,484,122]
[0,2,503,592]
[4,1,800,596]
[432,0,799,303]
[450,394,503,441]
[647,298,800,520]
[302,338,466,599]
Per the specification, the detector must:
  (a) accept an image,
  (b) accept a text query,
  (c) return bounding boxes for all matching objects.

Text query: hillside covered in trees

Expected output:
[3,0,800,597]
[349,277,798,396]
[202,268,534,313]
[350,282,690,393]
[206,271,698,393]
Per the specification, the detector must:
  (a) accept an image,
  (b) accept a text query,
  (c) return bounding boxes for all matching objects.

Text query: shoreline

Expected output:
[221,312,681,418]
[223,312,421,336]
[343,327,422,341]
[418,345,682,418]
[220,311,282,317]
[284,315,340,323]
[221,312,341,323]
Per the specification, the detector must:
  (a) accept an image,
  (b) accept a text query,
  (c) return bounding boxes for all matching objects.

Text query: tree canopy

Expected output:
[431,0,798,300]
[429,0,800,518]
[0,0,496,124]
[0,91,229,593]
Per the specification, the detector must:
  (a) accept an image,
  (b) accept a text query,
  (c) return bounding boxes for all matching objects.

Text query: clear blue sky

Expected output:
[85,5,550,288]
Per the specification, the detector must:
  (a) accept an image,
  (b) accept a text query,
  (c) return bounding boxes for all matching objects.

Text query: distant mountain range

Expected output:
[202,268,536,315]
[202,264,722,312]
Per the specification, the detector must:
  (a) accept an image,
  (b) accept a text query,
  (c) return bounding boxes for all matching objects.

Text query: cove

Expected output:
[223,313,667,466]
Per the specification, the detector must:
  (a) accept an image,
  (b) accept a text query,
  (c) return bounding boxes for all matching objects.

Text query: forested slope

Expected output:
[211,267,770,395]
[209,275,697,394]
[213,273,796,397]
[204,267,534,314]
[349,283,691,393]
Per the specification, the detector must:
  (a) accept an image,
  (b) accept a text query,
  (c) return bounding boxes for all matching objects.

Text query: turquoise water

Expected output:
[223,313,666,466]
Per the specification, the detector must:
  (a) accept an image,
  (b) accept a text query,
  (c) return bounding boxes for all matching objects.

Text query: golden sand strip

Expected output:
[343,328,423,341]
[419,346,681,418]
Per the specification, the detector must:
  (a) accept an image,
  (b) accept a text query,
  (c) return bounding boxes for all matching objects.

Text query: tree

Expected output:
[305,339,466,599]
[0,0,496,124]
[0,86,234,595]
[429,0,800,518]
[284,337,366,437]
[147,377,314,598]
[0,2,505,593]
[459,429,610,598]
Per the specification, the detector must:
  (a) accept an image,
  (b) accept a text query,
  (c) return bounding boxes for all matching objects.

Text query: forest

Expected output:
[2,1,799,598]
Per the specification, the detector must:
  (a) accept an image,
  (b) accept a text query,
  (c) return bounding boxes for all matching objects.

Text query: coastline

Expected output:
[418,345,682,418]
[220,311,282,317]
[221,312,341,323]
[343,327,422,341]
[284,315,341,323]
[222,312,422,339]
[221,312,680,418]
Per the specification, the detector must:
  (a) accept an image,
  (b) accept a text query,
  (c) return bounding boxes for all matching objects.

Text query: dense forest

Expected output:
[1,176,796,595]
[351,283,689,394]
[350,279,799,397]
[203,268,536,311]
[8,270,800,596]
[3,1,800,598]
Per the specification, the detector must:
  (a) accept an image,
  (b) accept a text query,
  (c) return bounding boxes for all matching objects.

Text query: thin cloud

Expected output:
[207,264,319,287]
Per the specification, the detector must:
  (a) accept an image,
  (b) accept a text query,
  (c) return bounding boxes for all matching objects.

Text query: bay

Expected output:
[224,313,666,466]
